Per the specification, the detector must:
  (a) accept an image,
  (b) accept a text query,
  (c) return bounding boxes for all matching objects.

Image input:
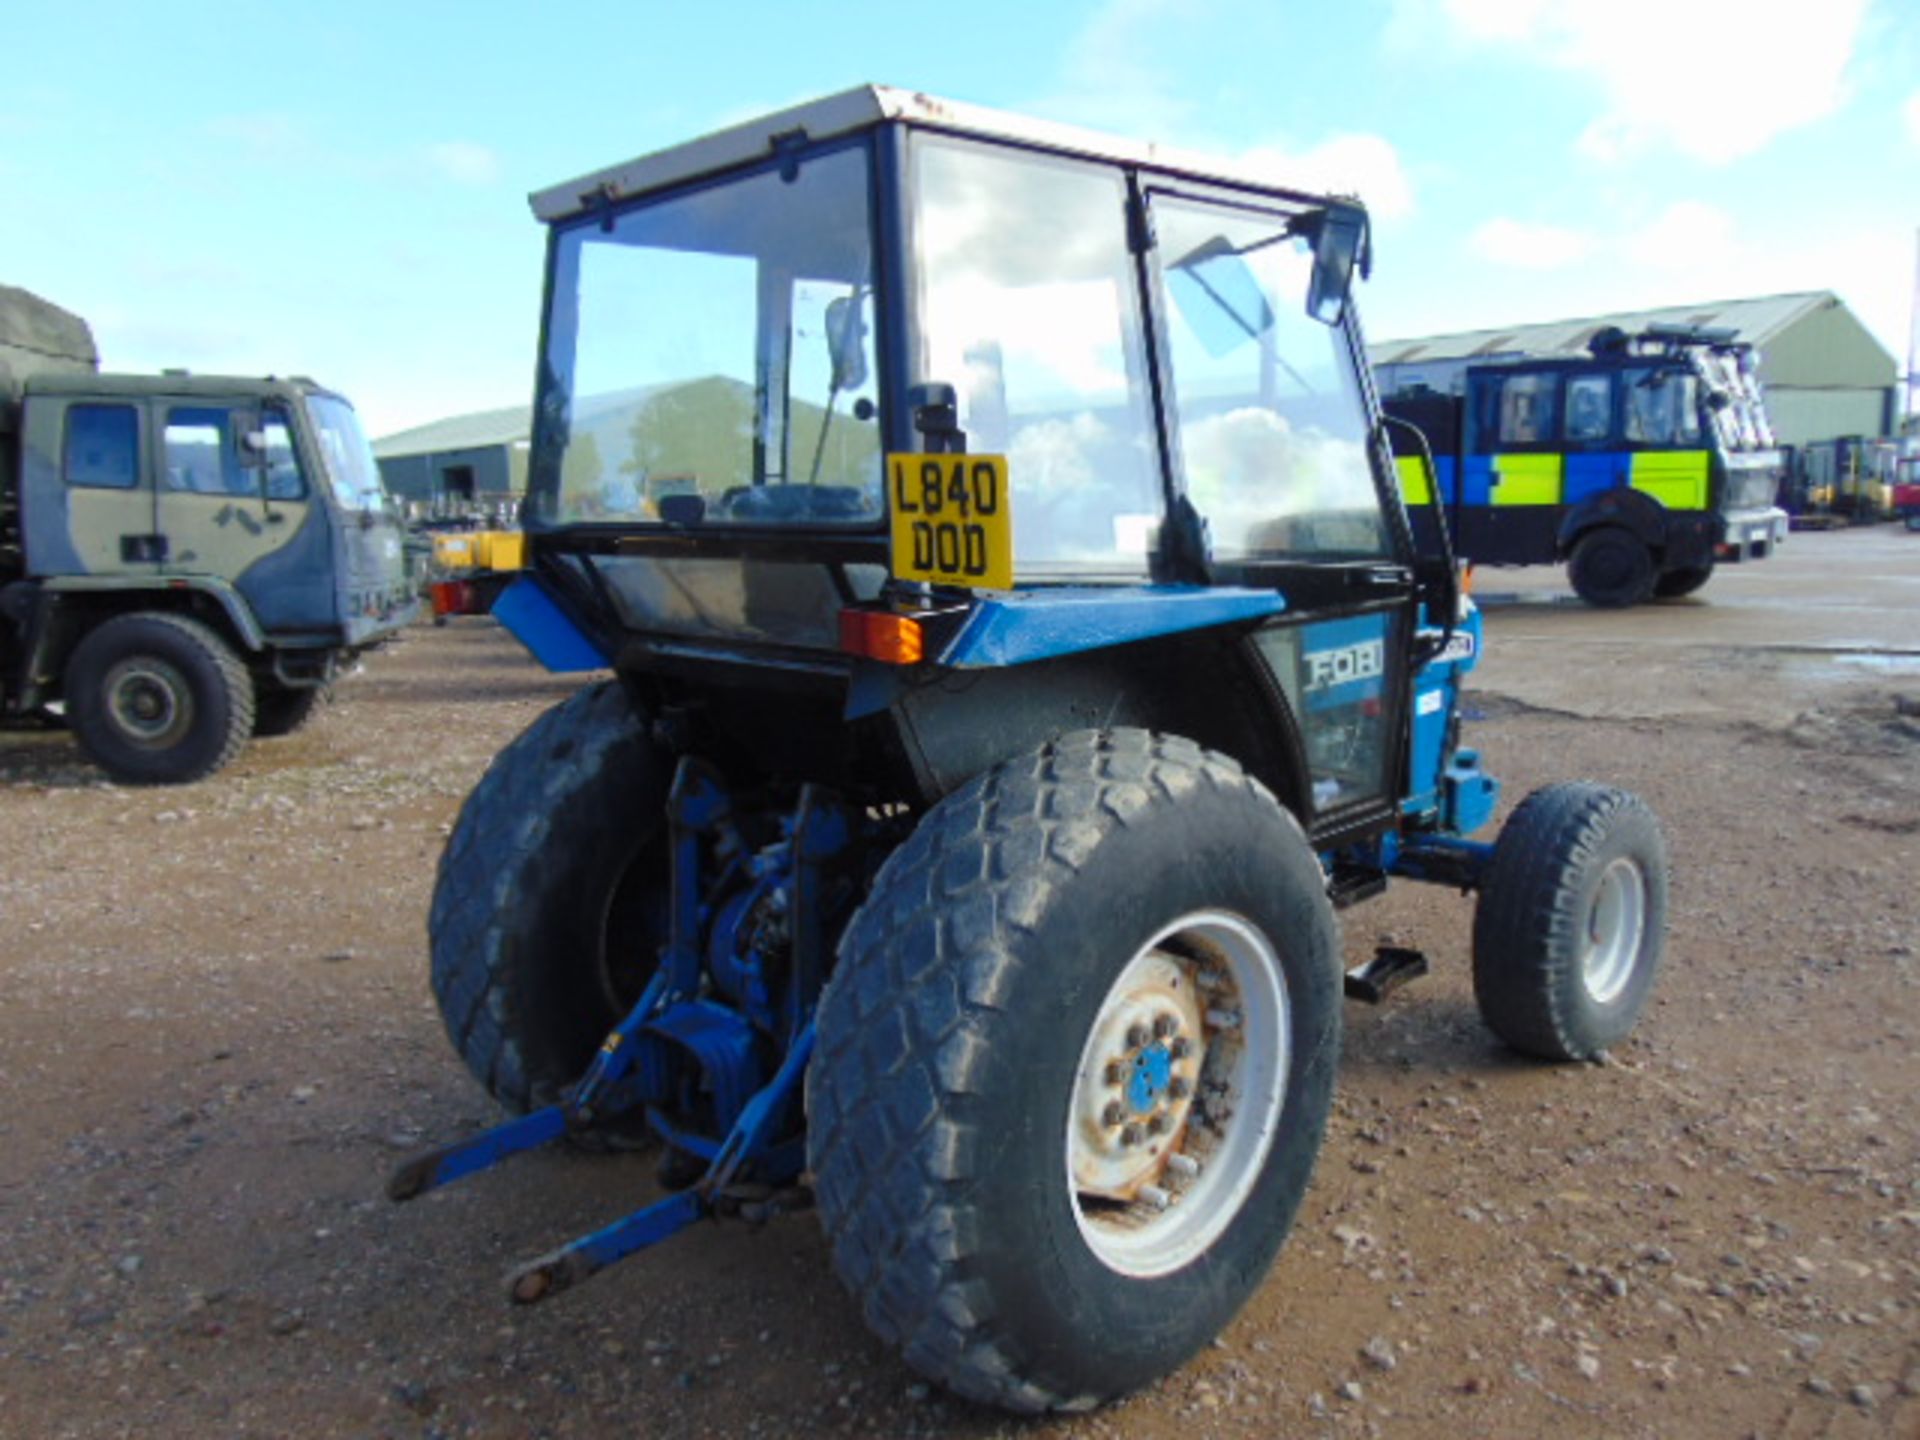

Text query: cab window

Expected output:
[64,404,140,489]
[164,407,252,496]
[1564,375,1613,444]
[911,136,1162,575]
[1623,368,1702,447]
[1497,372,1558,446]
[1151,194,1388,562]
[262,406,307,500]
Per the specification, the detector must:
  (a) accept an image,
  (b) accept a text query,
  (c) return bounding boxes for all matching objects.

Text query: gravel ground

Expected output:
[1,529,1915,1439]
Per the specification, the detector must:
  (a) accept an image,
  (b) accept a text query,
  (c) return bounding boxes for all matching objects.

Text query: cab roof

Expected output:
[530,84,1354,224]
[22,372,345,404]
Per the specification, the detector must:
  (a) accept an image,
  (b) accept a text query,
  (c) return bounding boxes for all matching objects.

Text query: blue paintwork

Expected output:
[1563,452,1620,504]
[390,1105,569,1200]
[941,585,1284,670]
[640,1000,764,1133]
[1389,834,1496,885]
[1460,455,1496,507]
[493,575,610,672]
[1442,748,1501,837]
[1127,1045,1172,1114]
[1403,604,1485,822]
[1429,453,1460,505]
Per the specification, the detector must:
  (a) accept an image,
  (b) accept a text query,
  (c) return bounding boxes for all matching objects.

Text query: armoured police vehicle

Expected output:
[0,286,417,782]
[395,88,1671,1412]
[1379,324,1788,605]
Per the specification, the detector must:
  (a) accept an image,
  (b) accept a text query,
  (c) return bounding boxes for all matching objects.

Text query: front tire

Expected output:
[65,612,254,784]
[428,681,670,1112]
[1473,782,1668,1060]
[808,730,1341,1412]
[1568,526,1654,608]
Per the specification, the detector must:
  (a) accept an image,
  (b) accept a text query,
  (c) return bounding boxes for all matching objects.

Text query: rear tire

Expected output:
[428,680,670,1112]
[253,684,324,737]
[1473,782,1668,1061]
[808,729,1341,1412]
[1568,527,1654,608]
[65,612,253,784]
[1652,564,1714,599]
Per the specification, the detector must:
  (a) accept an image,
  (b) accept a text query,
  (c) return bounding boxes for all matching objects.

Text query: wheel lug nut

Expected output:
[1103,1061,1124,1086]
[1205,1007,1240,1030]
[1139,1184,1172,1210]
[1166,1152,1200,1178]
[1152,1014,1177,1040]
[1168,1077,1191,1100]
[1119,1124,1143,1148]
[1146,1115,1166,1137]
[1170,1037,1194,1060]
[1102,1101,1125,1127]
[1125,1024,1149,1050]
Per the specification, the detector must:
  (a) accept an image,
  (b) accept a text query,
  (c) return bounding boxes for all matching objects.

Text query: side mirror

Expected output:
[825,294,869,394]
[1306,206,1367,327]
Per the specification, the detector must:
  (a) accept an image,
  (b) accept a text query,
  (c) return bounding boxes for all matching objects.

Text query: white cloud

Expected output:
[1623,201,1736,269]
[1043,0,1198,137]
[1240,134,1416,220]
[1469,216,1597,269]
[424,141,501,187]
[1435,0,1870,164]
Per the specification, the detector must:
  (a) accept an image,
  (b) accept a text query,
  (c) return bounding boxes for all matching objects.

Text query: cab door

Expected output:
[153,400,322,630]
[1143,187,1415,837]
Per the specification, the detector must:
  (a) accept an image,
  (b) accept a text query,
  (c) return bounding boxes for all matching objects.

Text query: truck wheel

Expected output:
[65,613,254,784]
[1568,527,1653,607]
[1652,564,1714,599]
[1472,782,1668,1061]
[808,729,1341,1412]
[253,685,324,737]
[429,680,670,1112]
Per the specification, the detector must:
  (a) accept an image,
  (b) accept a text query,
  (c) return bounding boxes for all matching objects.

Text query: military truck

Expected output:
[0,285,418,782]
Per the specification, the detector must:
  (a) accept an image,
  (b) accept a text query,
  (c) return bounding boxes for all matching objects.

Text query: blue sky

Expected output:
[4,0,1915,438]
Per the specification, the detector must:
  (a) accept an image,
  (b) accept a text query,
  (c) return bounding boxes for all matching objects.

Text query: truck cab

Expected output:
[2,358,417,781]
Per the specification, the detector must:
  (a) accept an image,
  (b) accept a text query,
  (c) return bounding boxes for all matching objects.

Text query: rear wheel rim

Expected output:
[1066,910,1289,1278]
[104,657,193,749]
[1581,857,1646,1005]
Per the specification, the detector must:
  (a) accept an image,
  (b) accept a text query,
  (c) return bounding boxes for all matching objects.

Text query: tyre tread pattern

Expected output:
[807,729,1305,1414]
[428,681,648,1112]
[1472,782,1666,1060]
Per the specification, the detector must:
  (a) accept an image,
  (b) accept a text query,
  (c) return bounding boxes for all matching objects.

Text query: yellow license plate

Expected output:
[887,453,1013,590]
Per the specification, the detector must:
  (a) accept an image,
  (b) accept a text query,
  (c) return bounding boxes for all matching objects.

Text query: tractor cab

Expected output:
[404,89,1666,1417]
[514,86,1446,846]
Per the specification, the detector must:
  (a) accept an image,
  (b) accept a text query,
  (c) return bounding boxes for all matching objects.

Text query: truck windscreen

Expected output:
[307,395,391,512]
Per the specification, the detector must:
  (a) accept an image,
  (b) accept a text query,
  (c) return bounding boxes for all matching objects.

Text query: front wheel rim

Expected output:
[1581,857,1647,1005]
[104,658,193,749]
[1066,910,1289,1279]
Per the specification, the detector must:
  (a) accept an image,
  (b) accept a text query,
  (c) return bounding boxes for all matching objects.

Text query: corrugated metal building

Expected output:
[372,403,531,506]
[1370,291,1899,447]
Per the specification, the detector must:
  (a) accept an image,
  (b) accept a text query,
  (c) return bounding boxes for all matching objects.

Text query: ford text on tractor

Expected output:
[394,89,1671,1412]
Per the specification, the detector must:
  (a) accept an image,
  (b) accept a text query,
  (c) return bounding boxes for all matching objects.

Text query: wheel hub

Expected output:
[1067,912,1290,1279]
[1580,856,1647,1005]
[104,659,192,748]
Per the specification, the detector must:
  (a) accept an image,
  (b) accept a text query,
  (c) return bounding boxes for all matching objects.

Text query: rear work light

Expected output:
[839,609,925,665]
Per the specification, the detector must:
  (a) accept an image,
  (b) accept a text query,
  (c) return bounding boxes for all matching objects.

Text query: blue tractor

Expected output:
[393,88,1670,1413]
